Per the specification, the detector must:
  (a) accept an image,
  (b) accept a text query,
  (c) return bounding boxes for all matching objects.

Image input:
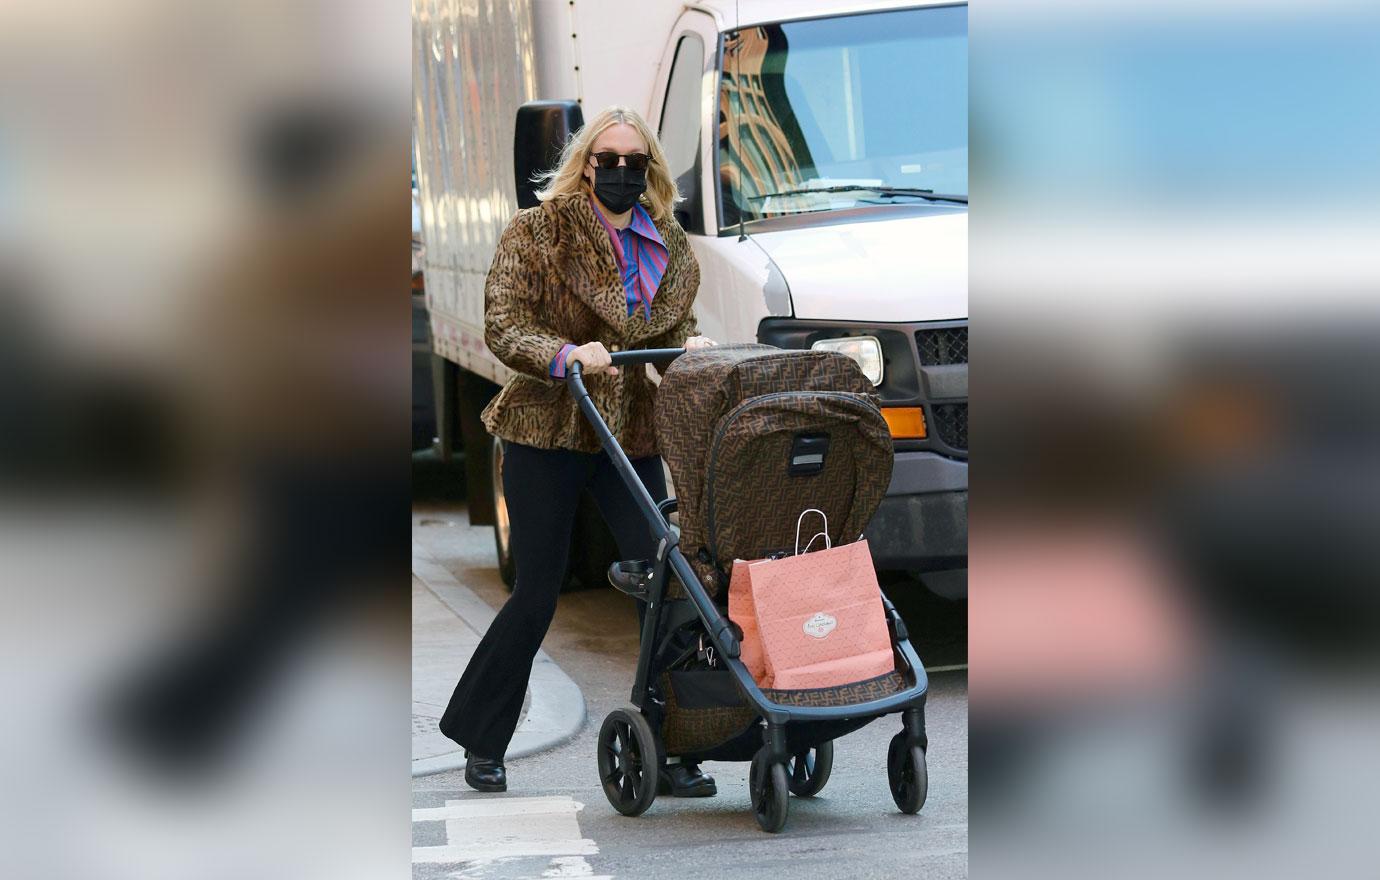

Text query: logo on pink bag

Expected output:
[803,612,837,639]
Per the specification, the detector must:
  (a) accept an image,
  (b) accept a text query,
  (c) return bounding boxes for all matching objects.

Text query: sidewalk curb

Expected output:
[411,542,587,777]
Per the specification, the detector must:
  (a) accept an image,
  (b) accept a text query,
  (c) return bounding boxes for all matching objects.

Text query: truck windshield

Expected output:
[717,4,967,225]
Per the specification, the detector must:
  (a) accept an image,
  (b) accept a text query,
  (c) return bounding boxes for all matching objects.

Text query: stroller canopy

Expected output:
[654,345,893,595]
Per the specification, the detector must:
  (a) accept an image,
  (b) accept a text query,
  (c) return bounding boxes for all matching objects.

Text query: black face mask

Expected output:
[591,164,647,214]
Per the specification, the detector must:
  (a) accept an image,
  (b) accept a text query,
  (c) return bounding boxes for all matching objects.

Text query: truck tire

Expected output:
[490,435,517,588]
[456,371,500,526]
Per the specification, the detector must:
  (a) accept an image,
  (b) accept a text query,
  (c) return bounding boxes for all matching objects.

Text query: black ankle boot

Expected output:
[464,750,507,793]
[658,760,717,797]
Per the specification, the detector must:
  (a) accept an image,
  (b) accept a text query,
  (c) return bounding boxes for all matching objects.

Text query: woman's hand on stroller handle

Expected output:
[566,347,687,380]
[565,341,619,376]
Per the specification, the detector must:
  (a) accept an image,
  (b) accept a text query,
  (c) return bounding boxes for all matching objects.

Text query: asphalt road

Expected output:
[413,454,967,879]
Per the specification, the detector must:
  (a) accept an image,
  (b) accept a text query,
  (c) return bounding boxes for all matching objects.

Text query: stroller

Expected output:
[566,343,929,833]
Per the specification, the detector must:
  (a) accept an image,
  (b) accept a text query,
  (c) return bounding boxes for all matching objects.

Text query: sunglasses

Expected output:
[589,151,652,172]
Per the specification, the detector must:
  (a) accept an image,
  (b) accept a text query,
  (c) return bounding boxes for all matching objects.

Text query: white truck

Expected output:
[413,0,968,597]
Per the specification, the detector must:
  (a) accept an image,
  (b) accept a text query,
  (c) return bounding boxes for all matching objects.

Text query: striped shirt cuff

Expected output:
[550,343,578,378]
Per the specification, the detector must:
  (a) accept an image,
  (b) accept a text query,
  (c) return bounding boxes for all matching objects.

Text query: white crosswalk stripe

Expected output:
[412,795,610,878]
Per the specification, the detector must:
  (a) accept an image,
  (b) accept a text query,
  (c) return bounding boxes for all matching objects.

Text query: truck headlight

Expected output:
[812,335,883,385]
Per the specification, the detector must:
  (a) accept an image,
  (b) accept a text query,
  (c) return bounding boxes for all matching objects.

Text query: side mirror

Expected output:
[513,101,584,209]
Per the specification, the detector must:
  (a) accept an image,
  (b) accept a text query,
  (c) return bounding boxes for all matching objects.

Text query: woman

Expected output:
[439,107,717,796]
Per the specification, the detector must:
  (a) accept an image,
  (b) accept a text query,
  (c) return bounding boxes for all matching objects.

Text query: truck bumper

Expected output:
[865,451,968,572]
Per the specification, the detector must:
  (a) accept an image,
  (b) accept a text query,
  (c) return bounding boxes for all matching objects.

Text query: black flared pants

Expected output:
[439,440,666,758]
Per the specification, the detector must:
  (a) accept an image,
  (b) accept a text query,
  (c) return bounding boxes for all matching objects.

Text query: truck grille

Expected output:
[931,403,968,451]
[916,327,968,366]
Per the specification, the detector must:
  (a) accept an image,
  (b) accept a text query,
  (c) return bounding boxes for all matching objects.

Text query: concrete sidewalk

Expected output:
[412,542,586,777]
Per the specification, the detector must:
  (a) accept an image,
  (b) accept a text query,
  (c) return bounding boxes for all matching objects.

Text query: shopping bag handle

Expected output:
[795,508,831,555]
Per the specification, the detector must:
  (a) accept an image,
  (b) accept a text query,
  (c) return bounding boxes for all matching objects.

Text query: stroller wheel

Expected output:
[787,740,834,797]
[887,731,928,814]
[597,709,659,817]
[749,750,790,833]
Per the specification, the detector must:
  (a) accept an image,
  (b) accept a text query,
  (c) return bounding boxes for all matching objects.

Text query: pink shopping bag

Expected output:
[728,557,768,684]
[728,510,895,690]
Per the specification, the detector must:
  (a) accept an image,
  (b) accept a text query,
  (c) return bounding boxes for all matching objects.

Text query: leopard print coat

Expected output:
[480,191,700,457]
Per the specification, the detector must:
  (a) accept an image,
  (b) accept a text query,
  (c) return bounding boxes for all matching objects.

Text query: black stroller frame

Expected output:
[568,349,930,833]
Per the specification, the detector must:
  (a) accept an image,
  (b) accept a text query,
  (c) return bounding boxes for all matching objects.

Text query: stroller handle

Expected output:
[567,347,686,374]
[611,347,685,367]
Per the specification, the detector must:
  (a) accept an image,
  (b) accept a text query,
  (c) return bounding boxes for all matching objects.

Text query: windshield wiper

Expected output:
[749,185,967,205]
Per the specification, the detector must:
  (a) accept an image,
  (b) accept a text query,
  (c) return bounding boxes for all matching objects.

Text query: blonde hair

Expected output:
[532,106,681,221]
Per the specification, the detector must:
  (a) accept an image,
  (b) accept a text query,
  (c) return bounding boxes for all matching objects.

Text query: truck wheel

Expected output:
[490,435,517,588]
[455,371,500,526]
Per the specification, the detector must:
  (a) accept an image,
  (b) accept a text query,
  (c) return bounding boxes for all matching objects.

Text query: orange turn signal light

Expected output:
[881,406,926,439]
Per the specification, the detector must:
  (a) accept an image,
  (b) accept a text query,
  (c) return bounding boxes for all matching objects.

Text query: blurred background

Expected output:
[0,1,410,878]
[970,1,1380,878]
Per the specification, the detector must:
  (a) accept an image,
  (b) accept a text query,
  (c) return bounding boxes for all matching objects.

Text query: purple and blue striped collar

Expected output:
[590,197,668,320]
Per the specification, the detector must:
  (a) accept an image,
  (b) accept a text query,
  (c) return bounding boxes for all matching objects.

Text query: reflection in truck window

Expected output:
[718,5,967,223]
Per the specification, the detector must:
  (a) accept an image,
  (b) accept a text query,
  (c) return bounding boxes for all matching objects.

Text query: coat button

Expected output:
[610,343,622,352]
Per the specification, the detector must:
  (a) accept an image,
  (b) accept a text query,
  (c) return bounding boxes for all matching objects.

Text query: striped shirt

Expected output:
[550,199,669,377]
